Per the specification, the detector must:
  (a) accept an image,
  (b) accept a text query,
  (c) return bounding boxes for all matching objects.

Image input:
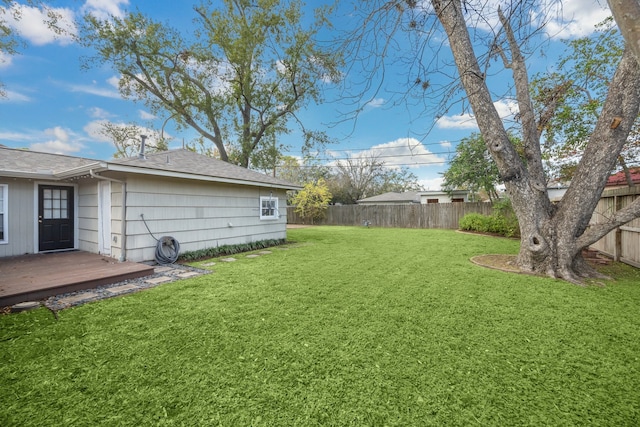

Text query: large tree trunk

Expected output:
[432,0,640,283]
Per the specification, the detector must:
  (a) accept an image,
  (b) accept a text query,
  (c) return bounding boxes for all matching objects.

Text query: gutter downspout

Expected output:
[90,170,127,262]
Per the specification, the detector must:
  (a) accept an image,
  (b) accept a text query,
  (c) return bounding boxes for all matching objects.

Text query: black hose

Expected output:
[140,213,180,264]
[156,236,180,265]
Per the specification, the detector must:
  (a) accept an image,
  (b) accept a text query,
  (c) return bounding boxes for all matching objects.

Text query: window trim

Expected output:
[259,195,279,220]
[0,184,7,244]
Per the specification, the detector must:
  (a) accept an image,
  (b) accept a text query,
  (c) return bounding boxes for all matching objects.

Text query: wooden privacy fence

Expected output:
[288,188,640,268]
[286,202,494,229]
[589,186,640,268]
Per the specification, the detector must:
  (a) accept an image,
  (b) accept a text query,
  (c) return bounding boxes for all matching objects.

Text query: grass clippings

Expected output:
[1,227,639,426]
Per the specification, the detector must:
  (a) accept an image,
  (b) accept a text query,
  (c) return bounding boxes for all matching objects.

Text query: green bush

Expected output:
[179,238,286,262]
[459,199,520,238]
[459,213,490,232]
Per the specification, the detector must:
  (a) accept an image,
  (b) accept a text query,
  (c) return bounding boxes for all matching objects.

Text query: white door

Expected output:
[98,180,111,255]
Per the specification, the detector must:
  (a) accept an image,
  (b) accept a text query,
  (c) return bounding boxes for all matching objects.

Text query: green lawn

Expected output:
[2,227,640,426]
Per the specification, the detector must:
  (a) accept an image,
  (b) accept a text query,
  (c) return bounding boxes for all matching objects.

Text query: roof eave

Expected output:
[0,170,58,180]
[104,163,301,190]
[54,162,108,179]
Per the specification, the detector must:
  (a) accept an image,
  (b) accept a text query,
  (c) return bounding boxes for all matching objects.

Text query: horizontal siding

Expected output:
[77,179,99,255]
[0,179,35,256]
[123,175,287,262]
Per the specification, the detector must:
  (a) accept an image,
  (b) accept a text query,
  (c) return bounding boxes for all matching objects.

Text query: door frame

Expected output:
[33,181,79,253]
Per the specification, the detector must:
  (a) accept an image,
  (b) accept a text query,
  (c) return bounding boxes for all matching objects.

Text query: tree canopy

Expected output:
[81,0,342,168]
[532,17,640,182]
[346,0,640,283]
[328,154,422,204]
[291,178,332,224]
[97,121,168,158]
[442,133,501,201]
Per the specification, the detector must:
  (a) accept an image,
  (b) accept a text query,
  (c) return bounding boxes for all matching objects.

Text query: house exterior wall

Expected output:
[0,178,92,257]
[0,178,36,257]
[77,178,99,254]
[418,192,469,204]
[120,175,288,262]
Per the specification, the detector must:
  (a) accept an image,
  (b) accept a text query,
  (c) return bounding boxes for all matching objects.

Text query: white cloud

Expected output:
[540,0,610,39]
[106,75,121,88]
[3,3,77,46]
[83,120,111,142]
[440,141,452,148]
[334,138,446,170]
[436,99,518,130]
[0,130,34,141]
[81,0,129,20]
[419,176,445,191]
[139,110,156,120]
[31,139,83,154]
[366,98,385,108]
[436,113,477,130]
[30,126,84,155]
[88,107,112,119]
[464,0,607,39]
[0,89,31,103]
[68,81,121,99]
[0,126,91,155]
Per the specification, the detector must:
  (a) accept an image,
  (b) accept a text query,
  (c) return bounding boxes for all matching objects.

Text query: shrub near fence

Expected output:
[287,202,494,229]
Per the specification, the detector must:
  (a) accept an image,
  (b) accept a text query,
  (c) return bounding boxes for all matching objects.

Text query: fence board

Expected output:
[288,188,640,268]
[287,202,494,229]
[589,186,640,268]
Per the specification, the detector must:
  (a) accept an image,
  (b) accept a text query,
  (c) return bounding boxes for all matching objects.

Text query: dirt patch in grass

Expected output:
[471,254,521,273]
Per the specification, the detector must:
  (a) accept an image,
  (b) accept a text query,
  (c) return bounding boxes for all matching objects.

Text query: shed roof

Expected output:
[606,167,640,187]
[0,147,300,190]
[357,191,420,204]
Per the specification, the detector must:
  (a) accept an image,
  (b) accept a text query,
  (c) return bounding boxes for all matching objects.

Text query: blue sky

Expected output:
[0,0,611,189]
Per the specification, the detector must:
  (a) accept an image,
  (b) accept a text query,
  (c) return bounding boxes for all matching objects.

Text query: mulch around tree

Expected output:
[471,254,521,273]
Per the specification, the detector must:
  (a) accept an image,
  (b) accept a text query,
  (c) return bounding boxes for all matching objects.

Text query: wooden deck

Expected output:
[0,251,154,307]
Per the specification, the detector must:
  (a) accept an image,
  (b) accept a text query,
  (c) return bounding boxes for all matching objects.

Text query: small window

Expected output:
[260,196,278,220]
[451,198,464,203]
[0,184,7,243]
[427,199,439,204]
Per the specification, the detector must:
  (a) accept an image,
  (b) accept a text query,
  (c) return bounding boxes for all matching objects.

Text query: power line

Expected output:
[293,159,451,169]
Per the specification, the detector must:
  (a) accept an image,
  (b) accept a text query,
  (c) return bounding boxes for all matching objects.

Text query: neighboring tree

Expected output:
[328,154,385,204]
[0,1,20,69]
[327,153,421,204]
[276,155,331,186]
[442,133,501,201]
[372,166,422,195]
[348,0,640,283]
[291,178,332,224]
[98,122,168,158]
[532,17,640,183]
[81,0,341,168]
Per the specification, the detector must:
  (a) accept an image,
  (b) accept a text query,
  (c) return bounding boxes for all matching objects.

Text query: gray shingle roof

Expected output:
[110,149,298,189]
[0,147,99,175]
[0,147,300,189]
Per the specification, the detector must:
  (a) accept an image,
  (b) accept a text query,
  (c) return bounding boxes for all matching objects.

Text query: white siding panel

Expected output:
[122,175,288,262]
[77,179,99,254]
[0,179,36,256]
